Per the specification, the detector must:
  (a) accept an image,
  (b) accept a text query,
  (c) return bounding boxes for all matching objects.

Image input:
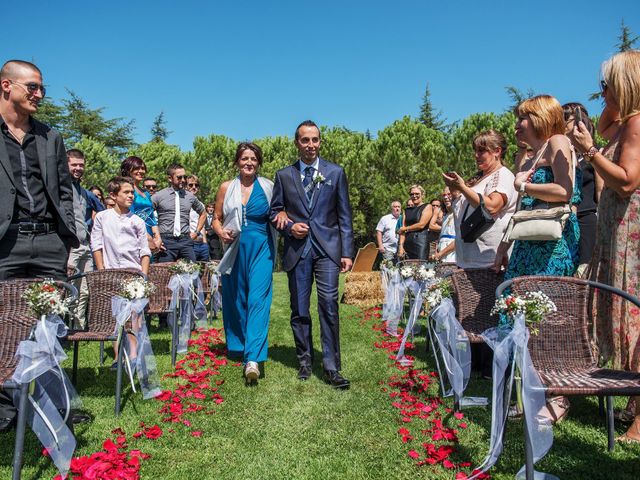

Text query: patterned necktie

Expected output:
[303,166,314,203]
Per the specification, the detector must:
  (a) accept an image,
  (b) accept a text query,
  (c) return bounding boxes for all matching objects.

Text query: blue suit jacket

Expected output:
[271,157,354,272]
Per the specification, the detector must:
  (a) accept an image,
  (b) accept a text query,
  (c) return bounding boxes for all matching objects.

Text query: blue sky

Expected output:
[3,1,638,150]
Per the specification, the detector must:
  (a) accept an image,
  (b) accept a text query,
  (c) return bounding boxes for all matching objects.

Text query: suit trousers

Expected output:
[0,228,70,281]
[287,250,341,371]
[67,243,93,329]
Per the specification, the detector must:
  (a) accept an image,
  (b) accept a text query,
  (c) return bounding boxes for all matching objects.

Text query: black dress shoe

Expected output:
[322,370,350,390]
[0,416,15,432]
[297,365,312,381]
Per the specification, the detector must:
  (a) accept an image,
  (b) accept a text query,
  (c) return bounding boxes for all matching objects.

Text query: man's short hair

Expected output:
[391,200,401,207]
[143,177,157,184]
[206,202,215,209]
[295,120,320,141]
[107,176,134,195]
[166,162,184,176]
[0,60,42,80]
[66,148,85,160]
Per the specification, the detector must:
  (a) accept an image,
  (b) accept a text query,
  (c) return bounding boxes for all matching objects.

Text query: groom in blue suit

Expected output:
[271,120,354,389]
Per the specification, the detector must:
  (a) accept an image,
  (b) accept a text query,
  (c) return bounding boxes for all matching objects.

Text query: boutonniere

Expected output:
[313,173,326,185]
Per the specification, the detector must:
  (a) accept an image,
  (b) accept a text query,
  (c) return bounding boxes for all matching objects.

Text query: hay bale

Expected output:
[341,271,384,307]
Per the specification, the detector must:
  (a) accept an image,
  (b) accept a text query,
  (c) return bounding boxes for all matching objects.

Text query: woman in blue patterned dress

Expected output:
[212,143,276,384]
[121,156,162,256]
[495,95,581,279]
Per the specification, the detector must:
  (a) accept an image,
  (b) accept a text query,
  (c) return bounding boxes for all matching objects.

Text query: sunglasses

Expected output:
[409,193,421,197]
[9,80,46,97]
[175,175,187,180]
[145,184,157,190]
[600,80,607,94]
[188,183,200,188]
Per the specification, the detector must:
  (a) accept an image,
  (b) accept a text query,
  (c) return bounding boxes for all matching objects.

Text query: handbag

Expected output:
[460,194,495,243]
[504,141,575,242]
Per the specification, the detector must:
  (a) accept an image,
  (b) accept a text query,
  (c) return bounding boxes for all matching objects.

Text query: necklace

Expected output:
[6,125,26,144]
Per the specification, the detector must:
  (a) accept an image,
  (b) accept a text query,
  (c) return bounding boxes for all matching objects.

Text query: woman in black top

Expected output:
[397,185,434,260]
[563,103,603,275]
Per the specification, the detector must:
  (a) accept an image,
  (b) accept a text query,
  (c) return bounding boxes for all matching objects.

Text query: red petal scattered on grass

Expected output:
[191,431,203,437]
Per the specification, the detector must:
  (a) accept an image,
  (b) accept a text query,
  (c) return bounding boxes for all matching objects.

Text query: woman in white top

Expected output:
[443,130,517,269]
[430,187,458,263]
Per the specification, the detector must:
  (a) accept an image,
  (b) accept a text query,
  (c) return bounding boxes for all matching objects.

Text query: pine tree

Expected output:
[616,19,639,52]
[418,83,446,131]
[150,111,172,142]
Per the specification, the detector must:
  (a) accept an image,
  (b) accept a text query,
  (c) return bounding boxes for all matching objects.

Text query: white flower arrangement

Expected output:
[400,265,415,279]
[119,277,156,300]
[424,278,452,311]
[313,173,326,185]
[23,280,70,317]
[169,259,202,275]
[491,291,557,335]
[414,264,436,282]
[380,259,397,272]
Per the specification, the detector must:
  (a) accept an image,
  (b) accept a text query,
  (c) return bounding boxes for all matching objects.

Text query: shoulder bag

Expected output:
[460,193,495,243]
[504,141,574,242]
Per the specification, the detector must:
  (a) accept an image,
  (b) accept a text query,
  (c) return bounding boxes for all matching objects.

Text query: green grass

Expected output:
[1,272,639,479]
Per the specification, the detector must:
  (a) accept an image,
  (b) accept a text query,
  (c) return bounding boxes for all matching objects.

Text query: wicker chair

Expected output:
[147,263,175,317]
[449,268,504,342]
[66,269,143,415]
[435,262,457,278]
[0,279,77,480]
[496,276,640,473]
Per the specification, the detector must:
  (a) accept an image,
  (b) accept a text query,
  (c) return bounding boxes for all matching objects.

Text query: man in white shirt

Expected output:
[186,175,209,261]
[376,201,401,260]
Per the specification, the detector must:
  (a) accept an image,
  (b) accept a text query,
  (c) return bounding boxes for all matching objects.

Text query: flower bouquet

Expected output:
[119,277,156,300]
[169,259,201,275]
[491,291,557,336]
[23,280,69,318]
[413,263,436,282]
[380,258,397,272]
[424,278,452,311]
[399,264,415,279]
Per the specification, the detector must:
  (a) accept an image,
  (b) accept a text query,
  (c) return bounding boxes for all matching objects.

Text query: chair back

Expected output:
[147,262,175,314]
[0,279,76,384]
[83,269,144,335]
[450,268,503,336]
[435,262,457,278]
[506,276,597,371]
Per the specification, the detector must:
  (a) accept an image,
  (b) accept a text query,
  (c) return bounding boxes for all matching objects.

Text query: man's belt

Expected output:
[9,222,56,234]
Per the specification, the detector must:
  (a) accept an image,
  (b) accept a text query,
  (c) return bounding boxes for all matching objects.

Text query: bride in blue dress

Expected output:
[212,142,276,384]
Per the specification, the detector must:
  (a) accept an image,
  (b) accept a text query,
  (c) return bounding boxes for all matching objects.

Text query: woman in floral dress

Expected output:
[573,50,640,443]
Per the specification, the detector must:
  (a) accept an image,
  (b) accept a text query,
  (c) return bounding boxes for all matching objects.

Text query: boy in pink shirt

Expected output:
[91,176,151,369]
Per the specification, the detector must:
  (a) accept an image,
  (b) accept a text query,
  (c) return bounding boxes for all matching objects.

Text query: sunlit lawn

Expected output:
[1,272,639,479]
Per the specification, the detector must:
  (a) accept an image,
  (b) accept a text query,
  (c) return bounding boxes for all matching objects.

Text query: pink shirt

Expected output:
[91,209,151,271]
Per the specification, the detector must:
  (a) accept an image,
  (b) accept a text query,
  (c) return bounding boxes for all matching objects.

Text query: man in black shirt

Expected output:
[0,59,78,431]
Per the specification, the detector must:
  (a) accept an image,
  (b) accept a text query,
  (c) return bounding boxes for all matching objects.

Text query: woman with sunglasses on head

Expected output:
[444,130,517,269]
[397,185,434,260]
[572,50,640,443]
[121,156,163,256]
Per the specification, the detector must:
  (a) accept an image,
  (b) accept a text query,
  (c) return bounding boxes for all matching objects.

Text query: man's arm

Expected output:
[376,230,385,253]
[55,133,78,240]
[270,171,294,235]
[336,167,354,271]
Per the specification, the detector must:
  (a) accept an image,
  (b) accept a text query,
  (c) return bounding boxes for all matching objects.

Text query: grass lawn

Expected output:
[1,272,639,479]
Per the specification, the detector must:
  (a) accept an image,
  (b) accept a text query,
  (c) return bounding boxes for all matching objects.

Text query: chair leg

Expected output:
[171,305,179,367]
[72,341,79,385]
[115,330,126,416]
[606,396,615,451]
[12,382,30,480]
[523,409,534,480]
[598,395,605,417]
[99,341,105,365]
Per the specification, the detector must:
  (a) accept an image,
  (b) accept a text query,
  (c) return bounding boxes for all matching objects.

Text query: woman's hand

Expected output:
[219,229,236,244]
[397,226,406,234]
[514,169,534,191]
[397,246,405,258]
[572,121,594,154]
[430,251,440,261]
[442,171,465,190]
[493,242,510,273]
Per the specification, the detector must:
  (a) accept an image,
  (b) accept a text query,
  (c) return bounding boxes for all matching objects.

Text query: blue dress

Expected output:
[505,166,582,280]
[131,188,158,236]
[221,181,274,363]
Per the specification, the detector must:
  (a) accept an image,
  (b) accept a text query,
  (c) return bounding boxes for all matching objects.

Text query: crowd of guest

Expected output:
[374,50,640,442]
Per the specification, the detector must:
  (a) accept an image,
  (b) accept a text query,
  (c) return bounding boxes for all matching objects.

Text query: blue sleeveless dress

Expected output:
[221,180,274,363]
[505,166,582,280]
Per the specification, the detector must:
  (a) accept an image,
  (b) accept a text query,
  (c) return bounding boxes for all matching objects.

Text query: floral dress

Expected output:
[505,166,582,280]
[588,137,640,372]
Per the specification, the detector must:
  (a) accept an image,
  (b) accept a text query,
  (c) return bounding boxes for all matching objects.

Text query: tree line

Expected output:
[33,20,635,249]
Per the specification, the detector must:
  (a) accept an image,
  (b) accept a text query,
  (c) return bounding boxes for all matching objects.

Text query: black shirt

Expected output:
[577,157,597,216]
[0,117,53,222]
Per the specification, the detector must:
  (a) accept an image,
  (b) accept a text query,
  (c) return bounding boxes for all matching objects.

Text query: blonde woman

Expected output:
[573,50,640,443]
[397,185,433,260]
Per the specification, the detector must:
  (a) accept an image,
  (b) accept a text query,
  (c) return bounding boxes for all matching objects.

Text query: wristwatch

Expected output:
[585,145,598,159]
[519,182,527,194]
